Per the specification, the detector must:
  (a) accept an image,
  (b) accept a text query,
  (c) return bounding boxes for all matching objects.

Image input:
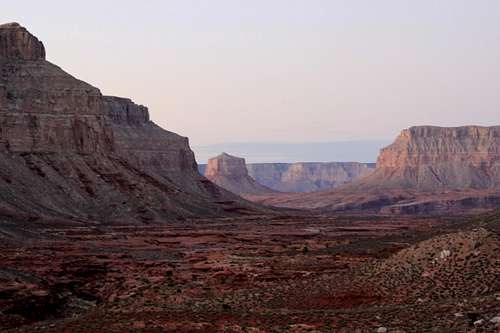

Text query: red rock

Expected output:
[0,23,262,224]
[205,153,276,195]
[0,23,45,60]
[366,125,500,190]
[246,126,500,214]
[246,162,375,192]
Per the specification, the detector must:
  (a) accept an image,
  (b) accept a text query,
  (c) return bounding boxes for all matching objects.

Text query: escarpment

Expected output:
[200,161,375,193]
[0,22,45,60]
[248,126,500,214]
[246,162,375,192]
[204,153,276,195]
[357,126,500,190]
[0,23,259,224]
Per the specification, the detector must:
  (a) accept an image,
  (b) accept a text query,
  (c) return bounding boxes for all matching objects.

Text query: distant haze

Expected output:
[193,140,390,164]
[3,1,500,147]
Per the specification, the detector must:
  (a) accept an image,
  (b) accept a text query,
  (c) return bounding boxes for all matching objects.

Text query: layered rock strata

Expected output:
[246,126,500,214]
[204,153,276,195]
[246,162,375,192]
[0,23,45,60]
[360,126,500,190]
[0,23,258,224]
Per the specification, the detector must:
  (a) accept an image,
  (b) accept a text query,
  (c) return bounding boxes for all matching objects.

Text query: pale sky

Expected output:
[3,1,500,147]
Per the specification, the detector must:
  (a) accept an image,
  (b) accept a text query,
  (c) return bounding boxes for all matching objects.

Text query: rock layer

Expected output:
[0,23,45,61]
[246,126,500,214]
[246,162,375,192]
[204,153,276,195]
[0,23,259,223]
[364,126,500,190]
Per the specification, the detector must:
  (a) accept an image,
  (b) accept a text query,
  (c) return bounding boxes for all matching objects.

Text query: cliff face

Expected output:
[247,162,375,192]
[204,153,276,195]
[0,23,257,223]
[0,23,45,60]
[205,153,248,178]
[247,126,500,214]
[363,126,500,190]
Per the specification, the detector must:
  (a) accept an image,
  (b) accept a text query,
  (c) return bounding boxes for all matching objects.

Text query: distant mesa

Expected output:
[204,153,276,195]
[246,161,375,192]
[2,22,500,218]
[205,153,248,179]
[359,125,500,190]
[202,152,375,195]
[200,158,375,193]
[248,125,500,214]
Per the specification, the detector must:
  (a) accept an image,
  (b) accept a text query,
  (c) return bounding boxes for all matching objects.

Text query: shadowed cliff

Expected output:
[0,23,265,226]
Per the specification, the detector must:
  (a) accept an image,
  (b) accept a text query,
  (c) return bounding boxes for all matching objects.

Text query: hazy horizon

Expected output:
[193,140,390,164]
[3,1,500,147]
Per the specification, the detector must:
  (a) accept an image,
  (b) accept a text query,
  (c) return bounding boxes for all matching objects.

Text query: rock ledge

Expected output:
[0,22,46,60]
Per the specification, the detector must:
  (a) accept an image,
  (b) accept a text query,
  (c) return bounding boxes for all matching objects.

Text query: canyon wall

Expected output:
[248,126,500,214]
[358,126,500,190]
[200,161,375,193]
[204,153,276,195]
[0,23,45,60]
[0,23,259,224]
[247,162,375,192]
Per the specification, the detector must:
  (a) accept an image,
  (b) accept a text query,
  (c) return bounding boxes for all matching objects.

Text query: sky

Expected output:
[3,1,500,152]
[194,141,390,164]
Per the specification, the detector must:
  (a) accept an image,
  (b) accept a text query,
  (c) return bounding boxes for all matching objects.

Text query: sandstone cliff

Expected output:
[0,23,259,224]
[204,153,276,195]
[246,162,375,192]
[247,126,500,214]
[0,23,45,60]
[357,126,500,190]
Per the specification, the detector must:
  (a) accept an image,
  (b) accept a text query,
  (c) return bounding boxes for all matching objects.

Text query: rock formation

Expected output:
[204,153,276,195]
[0,23,260,224]
[0,23,45,60]
[246,162,375,192]
[247,126,500,214]
[359,126,500,190]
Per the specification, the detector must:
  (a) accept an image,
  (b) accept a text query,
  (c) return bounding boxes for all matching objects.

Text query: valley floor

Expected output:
[1,213,499,332]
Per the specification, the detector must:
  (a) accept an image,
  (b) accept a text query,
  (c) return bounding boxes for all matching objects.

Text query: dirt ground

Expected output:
[1,213,499,332]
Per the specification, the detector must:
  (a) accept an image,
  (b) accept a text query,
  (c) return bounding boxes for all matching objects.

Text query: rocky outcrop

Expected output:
[204,153,276,195]
[205,153,248,179]
[103,96,210,194]
[246,162,375,192]
[0,23,45,61]
[246,126,500,214]
[361,126,500,190]
[0,23,261,223]
[313,125,500,213]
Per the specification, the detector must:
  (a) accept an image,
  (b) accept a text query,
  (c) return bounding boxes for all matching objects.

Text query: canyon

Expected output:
[200,158,375,193]
[247,126,500,214]
[203,153,276,195]
[1,23,499,333]
[0,23,261,228]
[247,161,375,192]
[358,125,500,191]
